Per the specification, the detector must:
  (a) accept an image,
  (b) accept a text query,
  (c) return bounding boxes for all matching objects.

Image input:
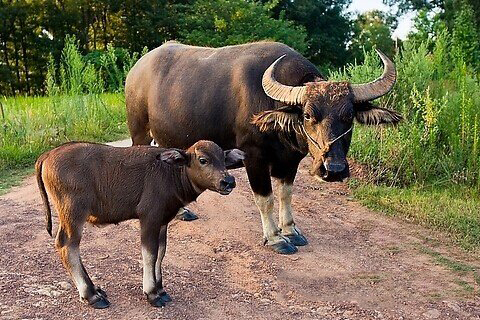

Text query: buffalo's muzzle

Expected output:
[324,159,346,173]
[219,175,236,195]
[310,158,350,182]
[322,159,349,182]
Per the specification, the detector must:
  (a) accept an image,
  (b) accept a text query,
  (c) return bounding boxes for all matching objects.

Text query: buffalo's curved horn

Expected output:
[262,55,307,105]
[351,49,396,102]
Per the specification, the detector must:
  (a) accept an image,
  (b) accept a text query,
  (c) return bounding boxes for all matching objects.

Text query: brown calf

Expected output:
[35,140,244,309]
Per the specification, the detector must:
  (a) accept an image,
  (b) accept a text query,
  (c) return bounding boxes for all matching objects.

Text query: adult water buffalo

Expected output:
[125,41,402,254]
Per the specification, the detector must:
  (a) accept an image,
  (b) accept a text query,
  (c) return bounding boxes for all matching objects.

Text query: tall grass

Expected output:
[46,35,146,95]
[0,94,126,173]
[332,29,480,248]
[331,29,480,189]
[1,36,133,191]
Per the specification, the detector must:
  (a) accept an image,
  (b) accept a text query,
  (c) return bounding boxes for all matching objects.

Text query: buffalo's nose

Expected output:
[323,159,346,173]
[220,175,236,189]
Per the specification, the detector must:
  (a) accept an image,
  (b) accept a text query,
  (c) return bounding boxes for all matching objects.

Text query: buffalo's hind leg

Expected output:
[126,103,153,146]
[244,149,297,254]
[56,221,109,309]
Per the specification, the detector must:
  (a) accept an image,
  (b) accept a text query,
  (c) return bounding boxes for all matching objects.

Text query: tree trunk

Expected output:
[102,7,108,49]
[10,19,22,93]
[1,20,15,95]
[19,19,31,94]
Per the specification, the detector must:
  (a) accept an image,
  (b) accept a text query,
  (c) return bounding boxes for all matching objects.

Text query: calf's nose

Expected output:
[220,175,236,189]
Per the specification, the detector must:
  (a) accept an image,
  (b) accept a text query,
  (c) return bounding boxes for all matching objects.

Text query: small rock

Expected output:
[57,281,72,290]
[23,287,35,293]
[343,310,354,317]
[36,287,62,298]
[423,309,441,319]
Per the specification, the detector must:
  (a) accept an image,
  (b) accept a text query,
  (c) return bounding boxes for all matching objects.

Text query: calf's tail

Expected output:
[35,154,53,237]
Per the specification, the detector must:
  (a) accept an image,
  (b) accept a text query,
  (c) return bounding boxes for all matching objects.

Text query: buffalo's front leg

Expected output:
[276,179,308,246]
[244,151,297,254]
[155,225,171,303]
[140,221,164,307]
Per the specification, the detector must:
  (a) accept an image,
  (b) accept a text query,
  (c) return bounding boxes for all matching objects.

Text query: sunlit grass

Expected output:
[0,93,128,175]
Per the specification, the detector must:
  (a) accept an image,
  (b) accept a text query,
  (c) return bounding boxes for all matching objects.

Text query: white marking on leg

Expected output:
[275,180,298,236]
[67,246,90,299]
[142,246,157,295]
[253,193,286,245]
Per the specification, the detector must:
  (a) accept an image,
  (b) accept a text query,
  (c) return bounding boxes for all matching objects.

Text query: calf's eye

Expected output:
[199,158,208,165]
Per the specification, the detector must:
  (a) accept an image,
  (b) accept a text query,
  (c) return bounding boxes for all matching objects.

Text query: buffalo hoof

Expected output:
[269,241,298,255]
[159,291,172,303]
[285,233,308,246]
[147,293,166,308]
[177,208,198,221]
[88,294,110,309]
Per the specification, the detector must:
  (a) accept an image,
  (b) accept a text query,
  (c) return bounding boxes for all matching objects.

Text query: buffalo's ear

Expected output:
[354,102,403,125]
[224,149,245,168]
[251,105,302,132]
[158,149,190,166]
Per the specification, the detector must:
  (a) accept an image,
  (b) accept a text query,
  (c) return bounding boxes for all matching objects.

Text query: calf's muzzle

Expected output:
[218,174,236,195]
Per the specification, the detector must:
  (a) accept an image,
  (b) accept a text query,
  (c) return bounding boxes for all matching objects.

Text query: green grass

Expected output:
[418,246,479,295]
[351,180,480,249]
[0,93,128,190]
[0,167,34,195]
[333,38,480,250]
[419,247,476,274]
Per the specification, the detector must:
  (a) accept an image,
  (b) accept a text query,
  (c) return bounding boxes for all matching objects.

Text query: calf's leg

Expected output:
[155,225,171,302]
[140,221,164,307]
[56,222,109,309]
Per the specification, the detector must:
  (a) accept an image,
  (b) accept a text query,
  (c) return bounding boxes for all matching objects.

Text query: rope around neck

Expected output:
[301,125,352,157]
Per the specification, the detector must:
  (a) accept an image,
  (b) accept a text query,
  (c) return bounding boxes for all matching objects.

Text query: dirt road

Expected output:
[0,142,479,319]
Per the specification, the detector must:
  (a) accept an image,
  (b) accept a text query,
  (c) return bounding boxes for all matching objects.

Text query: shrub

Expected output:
[331,31,480,189]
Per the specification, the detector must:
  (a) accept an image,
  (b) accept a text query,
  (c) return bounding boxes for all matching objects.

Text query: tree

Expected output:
[179,0,308,54]
[384,0,479,29]
[451,1,480,69]
[350,10,396,62]
[265,0,353,67]
[400,0,480,69]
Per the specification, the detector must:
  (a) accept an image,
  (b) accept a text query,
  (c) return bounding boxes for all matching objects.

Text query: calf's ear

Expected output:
[224,149,246,167]
[158,149,190,166]
[251,105,301,132]
[354,102,403,125]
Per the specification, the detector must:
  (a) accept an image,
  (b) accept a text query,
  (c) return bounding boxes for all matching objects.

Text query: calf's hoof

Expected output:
[159,291,172,303]
[147,293,166,307]
[176,208,198,221]
[285,233,308,246]
[87,294,110,309]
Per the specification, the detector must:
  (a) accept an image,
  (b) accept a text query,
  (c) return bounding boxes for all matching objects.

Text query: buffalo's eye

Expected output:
[199,158,208,165]
[304,113,312,121]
